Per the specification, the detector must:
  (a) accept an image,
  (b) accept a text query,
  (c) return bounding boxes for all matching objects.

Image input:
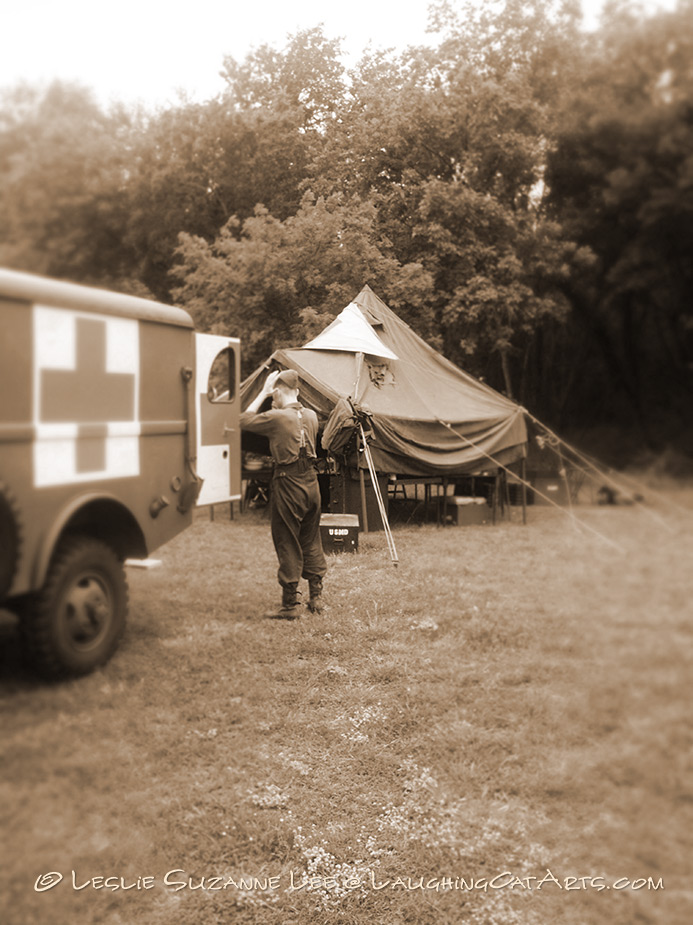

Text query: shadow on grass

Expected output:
[0,610,45,689]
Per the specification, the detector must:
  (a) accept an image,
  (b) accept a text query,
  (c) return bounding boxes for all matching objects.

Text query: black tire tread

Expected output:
[22,535,128,679]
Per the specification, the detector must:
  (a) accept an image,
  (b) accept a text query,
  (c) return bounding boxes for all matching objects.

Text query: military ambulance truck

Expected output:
[0,268,240,678]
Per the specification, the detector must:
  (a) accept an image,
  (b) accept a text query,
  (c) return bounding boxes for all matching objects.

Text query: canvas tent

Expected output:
[240,285,527,477]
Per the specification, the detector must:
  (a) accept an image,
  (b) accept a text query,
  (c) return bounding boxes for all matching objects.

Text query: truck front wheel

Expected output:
[23,535,128,678]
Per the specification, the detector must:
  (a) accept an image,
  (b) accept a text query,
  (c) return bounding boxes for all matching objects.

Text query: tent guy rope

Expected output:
[520,408,677,532]
[432,416,627,555]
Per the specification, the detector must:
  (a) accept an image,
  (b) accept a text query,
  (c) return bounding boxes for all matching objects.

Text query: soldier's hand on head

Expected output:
[264,370,281,392]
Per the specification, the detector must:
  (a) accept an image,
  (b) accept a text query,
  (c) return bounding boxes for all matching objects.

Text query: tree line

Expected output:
[1,0,691,464]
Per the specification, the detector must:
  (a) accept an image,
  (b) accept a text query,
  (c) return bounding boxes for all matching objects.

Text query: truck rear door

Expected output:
[194,334,241,506]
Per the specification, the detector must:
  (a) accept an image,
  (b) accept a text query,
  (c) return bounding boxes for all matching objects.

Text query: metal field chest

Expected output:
[320,513,359,553]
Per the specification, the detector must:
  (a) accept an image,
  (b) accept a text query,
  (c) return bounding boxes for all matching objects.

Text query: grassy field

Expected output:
[1,486,692,925]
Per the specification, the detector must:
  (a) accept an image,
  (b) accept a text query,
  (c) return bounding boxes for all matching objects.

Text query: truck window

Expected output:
[207,347,236,403]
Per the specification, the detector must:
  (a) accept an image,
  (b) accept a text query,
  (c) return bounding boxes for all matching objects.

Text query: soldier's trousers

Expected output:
[271,466,327,588]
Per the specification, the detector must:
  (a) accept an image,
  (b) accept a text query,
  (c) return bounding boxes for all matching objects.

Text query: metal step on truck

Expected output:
[0,267,241,678]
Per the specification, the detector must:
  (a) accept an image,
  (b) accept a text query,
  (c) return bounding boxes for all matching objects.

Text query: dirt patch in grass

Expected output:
[1,490,692,924]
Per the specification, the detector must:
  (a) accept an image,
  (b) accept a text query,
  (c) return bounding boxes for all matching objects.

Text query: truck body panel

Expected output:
[0,268,241,676]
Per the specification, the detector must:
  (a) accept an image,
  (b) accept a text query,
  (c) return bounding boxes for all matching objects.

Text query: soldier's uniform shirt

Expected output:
[240,402,326,588]
[240,403,319,463]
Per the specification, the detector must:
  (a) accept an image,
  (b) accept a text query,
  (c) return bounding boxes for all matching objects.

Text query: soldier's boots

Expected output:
[265,583,301,620]
[306,576,324,614]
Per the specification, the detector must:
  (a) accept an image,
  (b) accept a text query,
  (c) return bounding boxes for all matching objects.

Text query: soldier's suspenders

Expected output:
[297,408,308,457]
[274,408,314,475]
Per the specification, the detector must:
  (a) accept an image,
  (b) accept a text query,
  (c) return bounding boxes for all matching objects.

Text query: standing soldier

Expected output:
[241,369,327,619]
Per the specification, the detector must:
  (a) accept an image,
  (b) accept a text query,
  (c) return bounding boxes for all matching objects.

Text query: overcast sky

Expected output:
[0,0,677,109]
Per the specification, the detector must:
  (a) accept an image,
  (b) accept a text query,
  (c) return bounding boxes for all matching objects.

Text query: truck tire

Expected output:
[22,535,128,679]
[0,485,20,598]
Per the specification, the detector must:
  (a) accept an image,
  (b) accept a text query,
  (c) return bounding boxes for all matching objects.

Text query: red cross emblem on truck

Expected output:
[37,315,136,475]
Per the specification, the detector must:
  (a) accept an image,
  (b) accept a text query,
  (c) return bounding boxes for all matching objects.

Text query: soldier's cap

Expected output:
[274,369,299,389]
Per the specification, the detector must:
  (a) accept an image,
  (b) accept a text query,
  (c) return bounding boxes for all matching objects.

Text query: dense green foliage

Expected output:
[1,1,691,460]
